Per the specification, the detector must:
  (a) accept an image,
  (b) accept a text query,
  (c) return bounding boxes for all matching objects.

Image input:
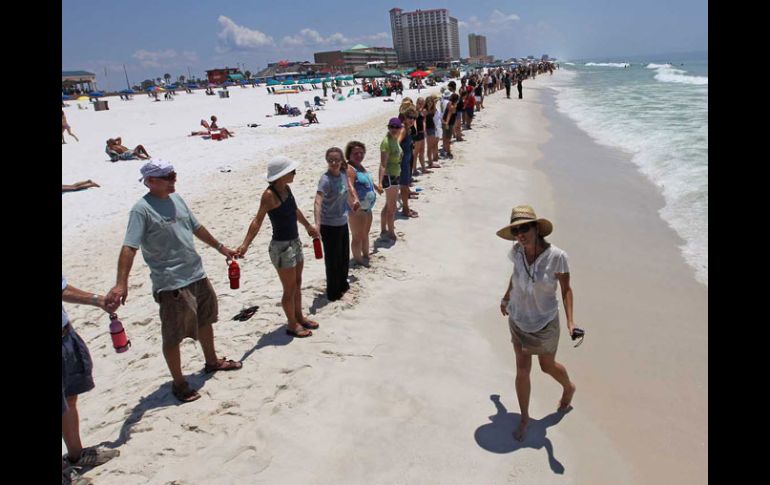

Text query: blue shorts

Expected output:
[118,150,136,160]
[62,325,95,414]
[399,158,412,186]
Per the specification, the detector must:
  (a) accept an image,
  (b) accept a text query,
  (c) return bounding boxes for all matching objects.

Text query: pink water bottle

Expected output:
[109,313,131,353]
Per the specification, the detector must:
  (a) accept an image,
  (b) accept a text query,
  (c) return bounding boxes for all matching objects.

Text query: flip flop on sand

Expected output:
[402,209,419,218]
[300,319,319,329]
[204,357,243,373]
[232,306,259,321]
[286,326,312,338]
[172,382,201,403]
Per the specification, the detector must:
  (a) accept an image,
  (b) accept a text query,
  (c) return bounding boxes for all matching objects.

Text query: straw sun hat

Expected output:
[495,205,553,241]
[265,155,300,182]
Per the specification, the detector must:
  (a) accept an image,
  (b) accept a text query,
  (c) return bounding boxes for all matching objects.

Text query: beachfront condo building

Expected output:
[468,33,487,58]
[314,44,399,72]
[389,8,461,64]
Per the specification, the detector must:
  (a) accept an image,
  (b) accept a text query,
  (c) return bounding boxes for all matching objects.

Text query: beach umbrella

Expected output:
[76,95,90,101]
[186,83,198,88]
[120,89,134,94]
[353,68,390,78]
[409,70,429,78]
[282,80,295,85]
[87,91,104,97]
[62,94,72,100]
[165,84,177,89]
[267,79,281,86]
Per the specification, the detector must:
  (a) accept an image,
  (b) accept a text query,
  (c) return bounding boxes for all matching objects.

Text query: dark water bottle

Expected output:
[109,313,131,353]
[313,237,323,259]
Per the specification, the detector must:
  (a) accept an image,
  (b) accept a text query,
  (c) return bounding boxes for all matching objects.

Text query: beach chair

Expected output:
[347,88,355,98]
[313,96,326,110]
[304,100,315,111]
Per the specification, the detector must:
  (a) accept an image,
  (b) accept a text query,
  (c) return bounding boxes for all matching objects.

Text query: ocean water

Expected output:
[550,54,708,286]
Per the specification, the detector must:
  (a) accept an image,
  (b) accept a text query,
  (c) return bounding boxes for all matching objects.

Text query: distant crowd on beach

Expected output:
[61,61,577,484]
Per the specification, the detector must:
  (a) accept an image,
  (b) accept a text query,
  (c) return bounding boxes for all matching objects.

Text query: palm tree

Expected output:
[178,74,186,84]
[245,70,252,80]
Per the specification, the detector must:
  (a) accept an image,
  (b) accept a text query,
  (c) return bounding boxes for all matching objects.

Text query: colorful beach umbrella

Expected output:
[409,70,429,78]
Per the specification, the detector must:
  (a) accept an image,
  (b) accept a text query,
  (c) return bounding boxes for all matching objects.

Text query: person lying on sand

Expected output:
[62,180,100,192]
[106,137,151,160]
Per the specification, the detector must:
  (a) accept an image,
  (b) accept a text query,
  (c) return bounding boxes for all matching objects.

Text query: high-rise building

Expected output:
[468,34,487,58]
[389,8,460,64]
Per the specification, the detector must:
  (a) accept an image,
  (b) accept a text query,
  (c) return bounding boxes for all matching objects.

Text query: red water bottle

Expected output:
[228,258,240,289]
[109,313,131,353]
[313,237,323,259]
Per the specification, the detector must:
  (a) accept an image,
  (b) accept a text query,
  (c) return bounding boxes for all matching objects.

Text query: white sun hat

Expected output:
[265,155,300,182]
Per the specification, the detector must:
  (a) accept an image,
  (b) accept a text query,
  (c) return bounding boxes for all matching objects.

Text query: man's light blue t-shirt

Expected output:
[123,193,206,293]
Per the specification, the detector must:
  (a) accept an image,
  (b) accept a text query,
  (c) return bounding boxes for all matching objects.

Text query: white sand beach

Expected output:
[62,73,707,484]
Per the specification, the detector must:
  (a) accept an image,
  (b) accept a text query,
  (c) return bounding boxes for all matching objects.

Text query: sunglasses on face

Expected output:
[156,172,177,181]
[509,222,535,236]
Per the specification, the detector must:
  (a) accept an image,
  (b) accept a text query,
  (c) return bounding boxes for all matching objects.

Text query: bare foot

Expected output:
[558,382,577,412]
[514,416,529,441]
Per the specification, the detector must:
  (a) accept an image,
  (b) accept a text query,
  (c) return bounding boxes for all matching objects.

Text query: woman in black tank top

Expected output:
[413,97,431,174]
[237,157,320,338]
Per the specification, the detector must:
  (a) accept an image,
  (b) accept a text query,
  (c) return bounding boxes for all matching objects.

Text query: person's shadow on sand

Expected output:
[474,394,568,474]
[98,371,218,451]
[238,324,294,363]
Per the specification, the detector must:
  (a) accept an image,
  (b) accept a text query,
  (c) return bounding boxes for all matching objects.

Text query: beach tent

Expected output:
[409,70,429,78]
[353,68,390,78]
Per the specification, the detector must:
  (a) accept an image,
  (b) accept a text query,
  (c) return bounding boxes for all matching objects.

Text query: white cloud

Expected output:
[281,28,351,47]
[490,10,520,25]
[459,16,482,30]
[217,15,274,52]
[459,11,520,33]
[361,32,391,45]
[132,49,180,68]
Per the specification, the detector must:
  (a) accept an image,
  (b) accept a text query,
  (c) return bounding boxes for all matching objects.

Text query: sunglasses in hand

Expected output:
[571,327,585,348]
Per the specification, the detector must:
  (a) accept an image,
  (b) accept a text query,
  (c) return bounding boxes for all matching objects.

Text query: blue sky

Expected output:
[62,0,707,90]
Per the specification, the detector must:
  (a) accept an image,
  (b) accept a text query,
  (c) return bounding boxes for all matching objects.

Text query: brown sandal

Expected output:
[204,357,243,373]
[172,382,201,403]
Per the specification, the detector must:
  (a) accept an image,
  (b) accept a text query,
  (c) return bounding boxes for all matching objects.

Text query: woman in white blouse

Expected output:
[497,205,580,441]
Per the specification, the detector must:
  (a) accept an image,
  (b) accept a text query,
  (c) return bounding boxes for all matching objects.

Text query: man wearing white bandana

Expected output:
[107,159,243,403]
